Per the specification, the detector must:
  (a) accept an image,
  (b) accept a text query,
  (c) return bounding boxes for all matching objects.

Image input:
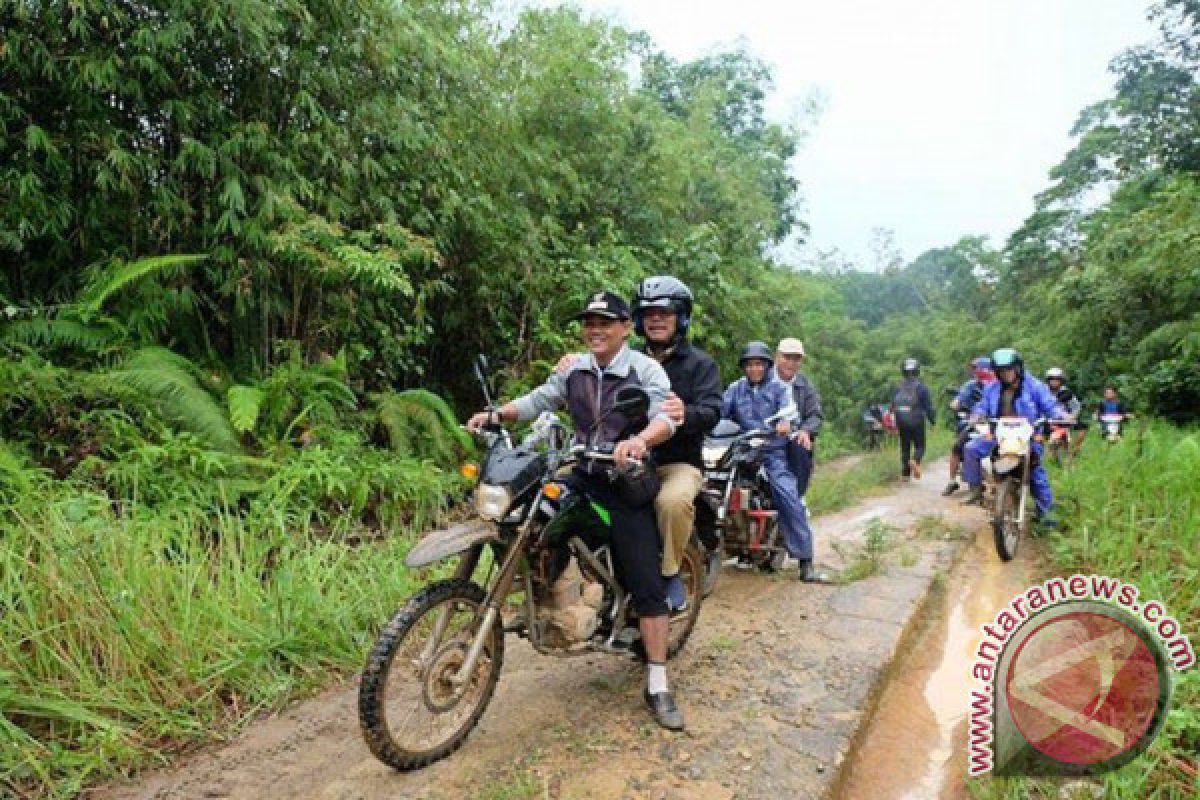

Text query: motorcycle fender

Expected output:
[405,519,499,568]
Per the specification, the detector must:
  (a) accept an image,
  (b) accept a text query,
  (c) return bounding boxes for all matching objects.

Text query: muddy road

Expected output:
[101,458,1020,800]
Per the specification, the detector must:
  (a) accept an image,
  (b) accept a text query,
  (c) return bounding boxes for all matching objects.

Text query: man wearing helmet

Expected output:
[721,343,808,578]
[892,358,935,481]
[1044,367,1086,453]
[943,357,996,495]
[961,348,1067,522]
[630,276,723,611]
[557,277,722,612]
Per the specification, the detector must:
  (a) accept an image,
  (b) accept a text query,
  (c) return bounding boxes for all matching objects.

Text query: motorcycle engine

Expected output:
[535,557,605,648]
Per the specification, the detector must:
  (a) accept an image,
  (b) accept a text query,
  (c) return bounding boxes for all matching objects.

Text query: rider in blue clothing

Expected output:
[960,348,1067,523]
[720,342,810,575]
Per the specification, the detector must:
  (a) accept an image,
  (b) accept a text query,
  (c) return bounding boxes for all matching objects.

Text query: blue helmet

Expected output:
[991,348,1023,373]
[972,356,992,370]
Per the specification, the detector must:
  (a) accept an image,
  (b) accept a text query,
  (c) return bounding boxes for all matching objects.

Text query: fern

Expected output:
[227,386,265,434]
[103,347,240,452]
[2,316,118,353]
[77,254,207,314]
[375,389,472,466]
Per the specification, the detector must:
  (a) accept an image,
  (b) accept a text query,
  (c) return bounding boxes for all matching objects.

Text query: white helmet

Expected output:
[1045,367,1065,381]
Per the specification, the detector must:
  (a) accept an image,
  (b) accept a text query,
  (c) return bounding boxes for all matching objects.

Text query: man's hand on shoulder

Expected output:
[662,392,685,425]
[555,353,583,375]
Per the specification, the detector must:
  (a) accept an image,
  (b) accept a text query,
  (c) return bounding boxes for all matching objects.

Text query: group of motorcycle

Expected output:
[357,356,792,770]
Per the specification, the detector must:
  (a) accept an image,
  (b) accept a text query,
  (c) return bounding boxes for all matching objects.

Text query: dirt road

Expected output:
[100,458,994,800]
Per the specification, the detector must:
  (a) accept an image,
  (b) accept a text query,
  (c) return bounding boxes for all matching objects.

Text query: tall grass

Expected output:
[0,468,458,798]
[971,421,1199,799]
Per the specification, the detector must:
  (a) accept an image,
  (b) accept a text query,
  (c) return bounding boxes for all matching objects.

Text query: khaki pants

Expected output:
[655,463,704,577]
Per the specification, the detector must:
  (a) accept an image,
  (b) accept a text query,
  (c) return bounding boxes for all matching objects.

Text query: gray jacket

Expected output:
[513,346,675,446]
[782,372,823,436]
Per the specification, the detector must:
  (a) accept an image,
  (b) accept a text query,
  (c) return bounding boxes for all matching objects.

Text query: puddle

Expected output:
[839,524,1038,799]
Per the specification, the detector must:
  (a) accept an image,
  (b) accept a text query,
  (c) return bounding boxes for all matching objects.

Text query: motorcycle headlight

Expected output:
[474,484,513,521]
[993,455,1020,474]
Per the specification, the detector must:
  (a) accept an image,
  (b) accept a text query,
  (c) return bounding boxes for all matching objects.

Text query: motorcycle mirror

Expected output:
[473,353,494,408]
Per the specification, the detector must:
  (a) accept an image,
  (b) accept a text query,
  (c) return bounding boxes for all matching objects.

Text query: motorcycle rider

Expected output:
[630,276,722,611]
[960,348,1067,526]
[1095,383,1133,419]
[720,342,810,578]
[1044,367,1086,453]
[466,290,685,731]
[773,337,827,582]
[943,357,996,495]
[892,358,935,481]
[556,277,722,612]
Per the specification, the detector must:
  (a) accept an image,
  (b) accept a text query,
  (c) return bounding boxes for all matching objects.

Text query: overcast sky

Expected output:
[520,0,1159,268]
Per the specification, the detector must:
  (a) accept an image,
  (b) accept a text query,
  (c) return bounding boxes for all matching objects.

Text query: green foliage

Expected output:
[375,389,474,465]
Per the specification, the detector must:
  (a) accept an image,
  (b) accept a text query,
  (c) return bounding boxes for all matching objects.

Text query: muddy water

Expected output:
[839,521,1040,800]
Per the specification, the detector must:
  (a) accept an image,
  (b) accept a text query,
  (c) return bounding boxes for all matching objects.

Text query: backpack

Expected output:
[893,381,924,427]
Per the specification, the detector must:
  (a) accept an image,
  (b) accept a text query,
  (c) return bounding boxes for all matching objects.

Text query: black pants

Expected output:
[898,423,926,475]
[573,472,668,618]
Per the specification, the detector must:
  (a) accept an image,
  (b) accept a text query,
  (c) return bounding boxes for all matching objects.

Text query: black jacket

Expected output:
[892,378,935,427]
[640,339,722,469]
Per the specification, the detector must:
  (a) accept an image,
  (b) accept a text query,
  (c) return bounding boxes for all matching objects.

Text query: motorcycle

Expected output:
[861,406,886,450]
[699,411,793,572]
[1046,422,1073,467]
[984,416,1046,561]
[358,359,705,770]
[1099,412,1125,442]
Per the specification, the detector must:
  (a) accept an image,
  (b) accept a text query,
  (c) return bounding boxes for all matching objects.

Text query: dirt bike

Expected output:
[1099,412,1126,442]
[699,411,793,573]
[984,416,1049,561]
[358,362,704,771]
[1047,422,1073,467]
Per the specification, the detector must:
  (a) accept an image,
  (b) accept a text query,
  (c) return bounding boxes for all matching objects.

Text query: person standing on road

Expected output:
[772,337,826,582]
[892,358,935,481]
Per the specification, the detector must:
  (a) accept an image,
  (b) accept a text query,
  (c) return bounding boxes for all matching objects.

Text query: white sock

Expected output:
[647,662,669,695]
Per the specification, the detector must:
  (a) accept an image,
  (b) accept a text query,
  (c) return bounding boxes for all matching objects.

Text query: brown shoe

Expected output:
[910,459,922,480]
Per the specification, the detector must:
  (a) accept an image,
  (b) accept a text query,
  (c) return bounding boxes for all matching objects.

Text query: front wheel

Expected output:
[992,478,1023,562]
[359,579,504,770]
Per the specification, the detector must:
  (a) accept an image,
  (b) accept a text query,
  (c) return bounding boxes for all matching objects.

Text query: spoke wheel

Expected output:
[992,478,1022,561]
[666,539,705,658]
[359,580,504,770]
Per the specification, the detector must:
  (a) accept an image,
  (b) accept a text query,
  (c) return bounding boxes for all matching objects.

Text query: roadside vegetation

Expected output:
[970,422,1199,799]
[1,0,1197,797]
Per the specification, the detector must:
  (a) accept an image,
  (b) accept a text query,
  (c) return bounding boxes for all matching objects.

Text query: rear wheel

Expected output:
[992,478,1022,561]
[359,580,504,770]
[666,539,705,657]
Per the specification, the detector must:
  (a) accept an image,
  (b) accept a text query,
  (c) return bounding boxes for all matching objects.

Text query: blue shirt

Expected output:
[720,376,797,451]
[972,374,1066,424]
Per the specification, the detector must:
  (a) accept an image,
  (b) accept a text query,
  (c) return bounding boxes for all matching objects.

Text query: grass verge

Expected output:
[968,421,1199,799]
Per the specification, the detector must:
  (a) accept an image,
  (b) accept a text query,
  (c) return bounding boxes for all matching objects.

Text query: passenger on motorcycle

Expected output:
[773,337,826,582]
[630,277,722,612]
[943,357,996,496]
[466,290,685,731]
[720,343,813,581]
[960,348,1067,526]
[1044,367,1086,453]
